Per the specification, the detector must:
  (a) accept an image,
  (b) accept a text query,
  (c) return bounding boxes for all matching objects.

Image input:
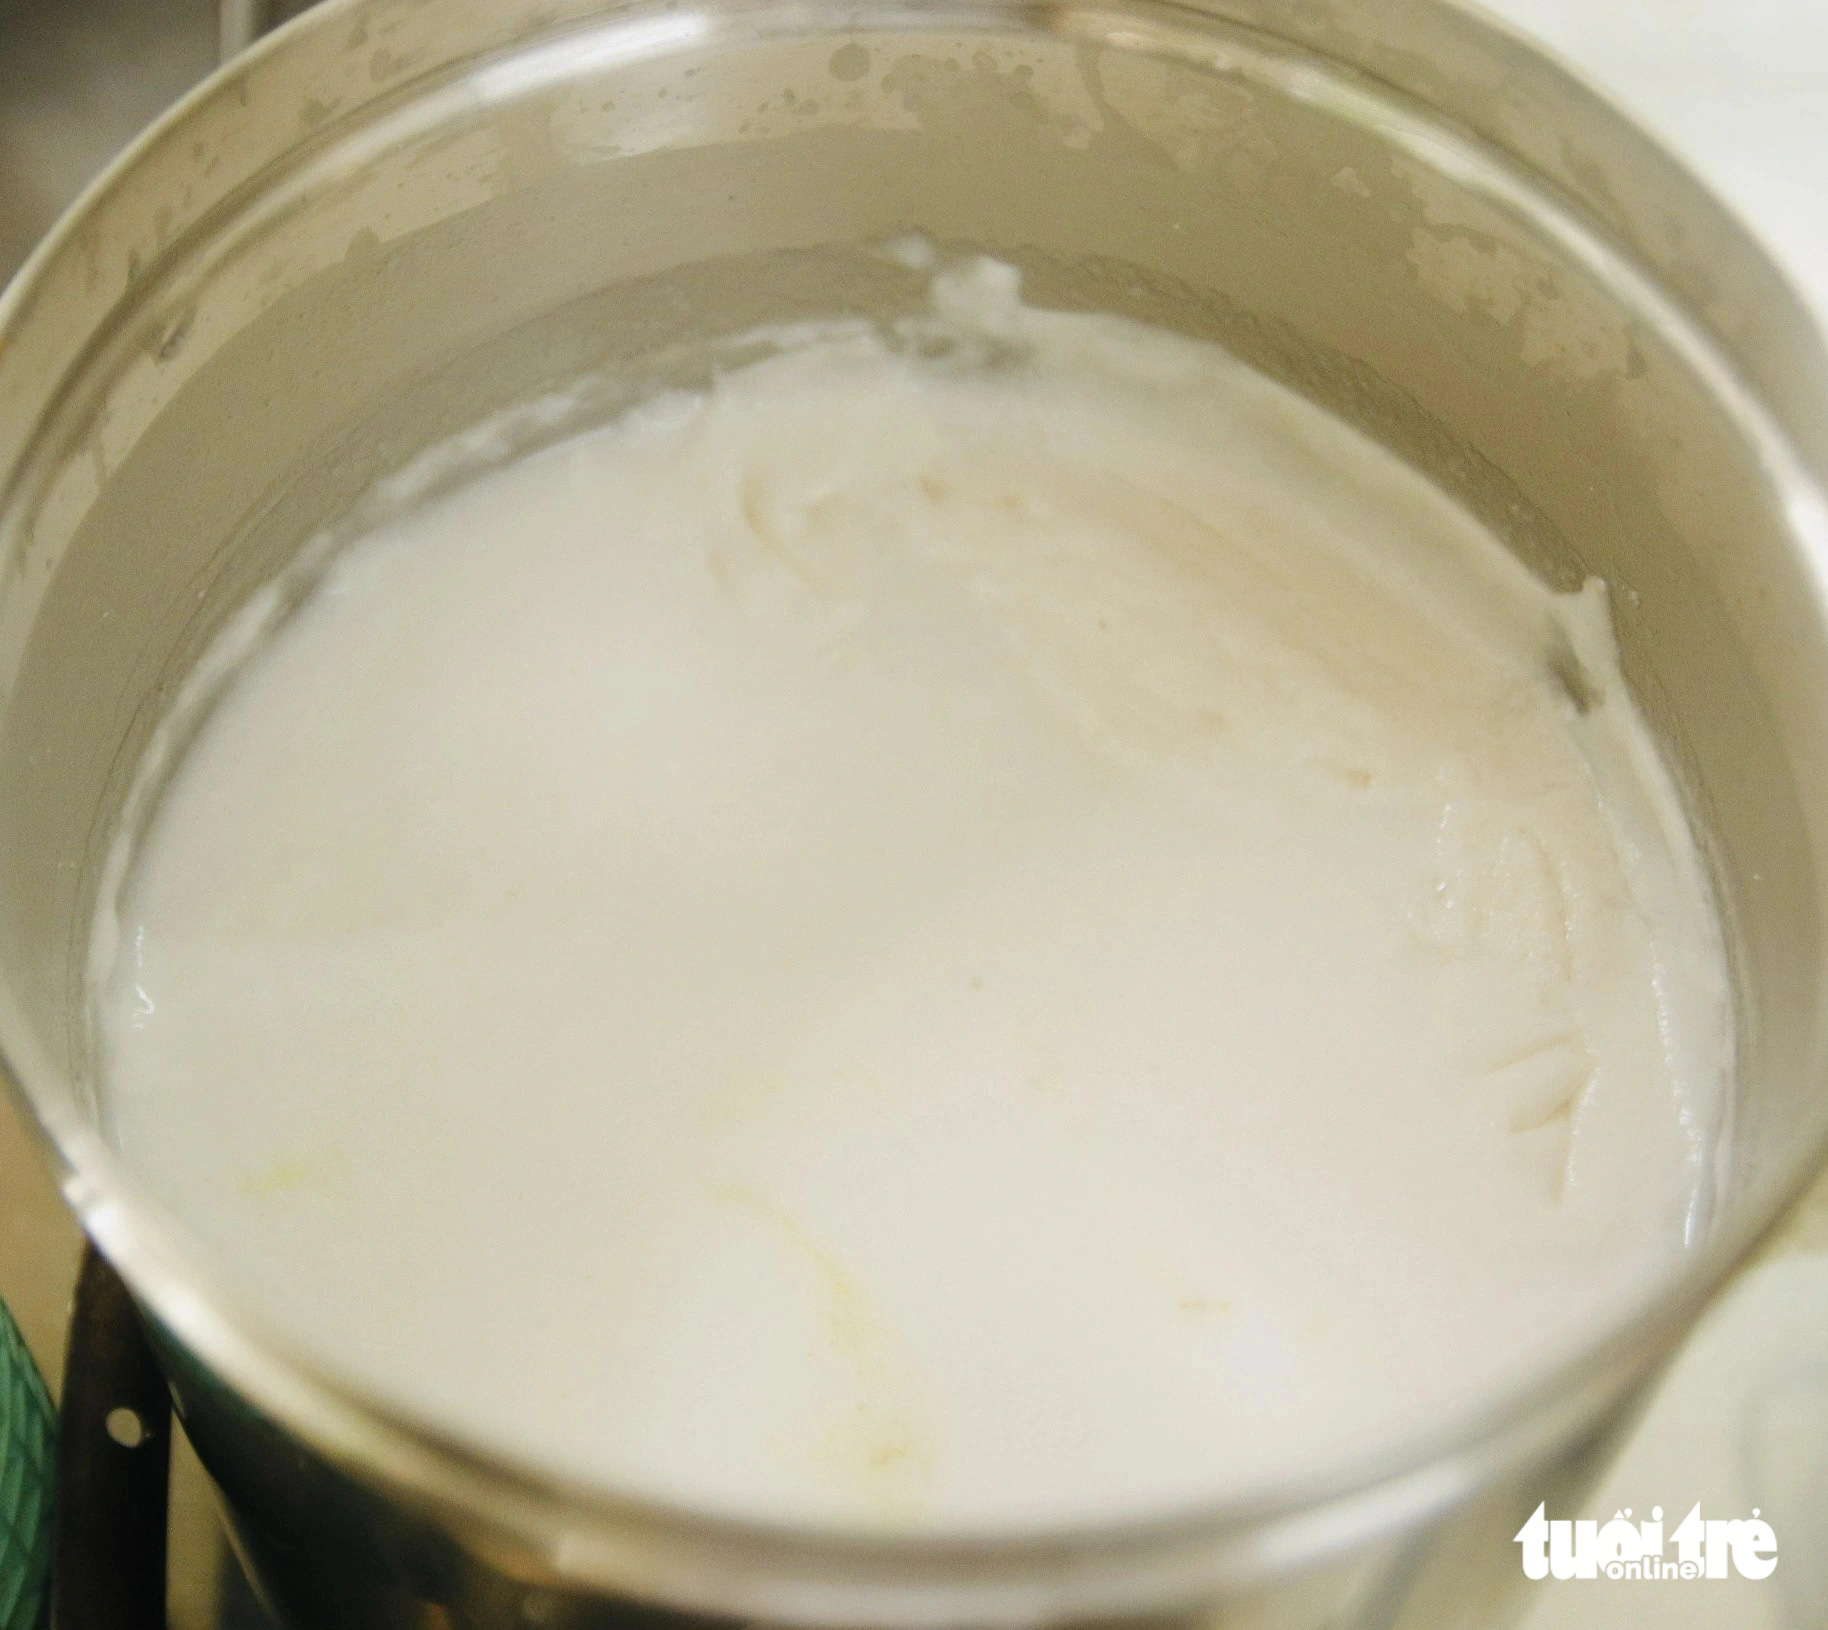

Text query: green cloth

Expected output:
[0,1299,51,1630]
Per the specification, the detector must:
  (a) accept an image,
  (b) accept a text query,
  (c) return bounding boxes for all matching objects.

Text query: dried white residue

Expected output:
[1398,161,1633,380]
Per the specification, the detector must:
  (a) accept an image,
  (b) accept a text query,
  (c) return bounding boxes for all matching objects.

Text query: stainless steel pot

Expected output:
[5,2,1828,1626]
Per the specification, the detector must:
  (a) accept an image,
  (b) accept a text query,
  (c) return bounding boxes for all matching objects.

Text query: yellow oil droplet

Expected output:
[241,1156,316,1196]
[719,1182,937,1515]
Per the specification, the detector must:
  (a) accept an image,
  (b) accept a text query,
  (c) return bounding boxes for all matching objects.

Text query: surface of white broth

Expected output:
[96,261,1731,1528]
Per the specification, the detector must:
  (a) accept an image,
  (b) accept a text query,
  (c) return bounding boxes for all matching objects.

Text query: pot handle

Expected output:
[52,1247,170,1630]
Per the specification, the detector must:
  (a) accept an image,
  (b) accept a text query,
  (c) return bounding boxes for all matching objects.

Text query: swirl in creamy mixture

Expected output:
[95,261,1730,1527]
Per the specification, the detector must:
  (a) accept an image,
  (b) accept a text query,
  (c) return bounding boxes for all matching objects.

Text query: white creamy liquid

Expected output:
[96,261,1731,1528]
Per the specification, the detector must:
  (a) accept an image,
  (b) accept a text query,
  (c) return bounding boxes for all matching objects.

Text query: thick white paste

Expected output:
[95,261,1731,1528]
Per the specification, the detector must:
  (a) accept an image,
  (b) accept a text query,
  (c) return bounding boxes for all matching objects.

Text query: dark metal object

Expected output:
[54,1247,170,1630]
